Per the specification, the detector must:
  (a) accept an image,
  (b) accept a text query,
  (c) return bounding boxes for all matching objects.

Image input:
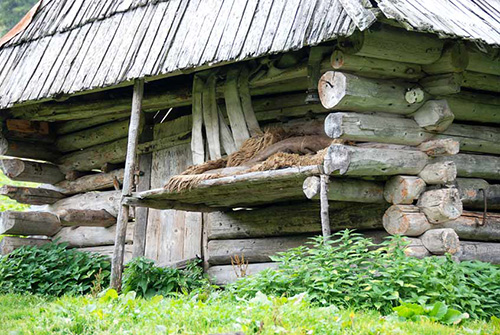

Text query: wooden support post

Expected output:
[202,74,221,160]
[238,66,261,136]
[303,176,385,203]
[225,67,250,148]
[319,174,330,238]
[422,42,469,74]
[111,79,144,291]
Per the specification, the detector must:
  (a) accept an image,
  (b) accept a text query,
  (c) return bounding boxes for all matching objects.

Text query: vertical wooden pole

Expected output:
[111,79,144,290]
[320,174,331,238]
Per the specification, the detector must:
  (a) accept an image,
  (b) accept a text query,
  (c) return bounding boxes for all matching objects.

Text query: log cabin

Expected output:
[0,0,499,286]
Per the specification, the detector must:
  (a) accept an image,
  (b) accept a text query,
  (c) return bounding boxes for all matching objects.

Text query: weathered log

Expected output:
[422,42,469,74]
[207,236,310,265]
[330,50,423,79]
[318,71,427,114]
[58,138,128,173]
[43,191,121,217]
[303,176,385,203]
[337,25,443,64]
[419,73,463,95]
[0,185,65,205]
[417,188,463,223]
[55,169,124,195]
[418,161,457,185]
[64,170,90,181]
[458,241,500,264]
[456,178,500,211]
[433,154,500,180]
[56,112,131,135]
[56,119,129,153]
[324,112,499,155]
[444,93,500,124]
[412,100,454,132]
[417,139,459,157]
[78,245,133,263]
[465,47,500,76]
[4,119,54,143]
[383,176,426,204]
[239,66,261,136]
[191,75,205,165]
[420,228,460,255]
[0,236,49,255]
[434,211,500,242]
[0,211,61,236]
[207,263,279,285]
[58,209,116,227]
[0,159,65,184]
[403,238,432,258]
[53,223,134,248]
[207,202,387,240]
[323,144,428,176]
[462,71,500,93]
[383,205,431,236]
[0,136,60,162]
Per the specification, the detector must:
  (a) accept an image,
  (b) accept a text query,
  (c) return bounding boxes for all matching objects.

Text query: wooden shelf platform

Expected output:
[123,166,321,211]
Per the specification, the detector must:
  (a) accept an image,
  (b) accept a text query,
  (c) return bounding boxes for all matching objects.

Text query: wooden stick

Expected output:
[319,174,331,238]
[111,79,143,291]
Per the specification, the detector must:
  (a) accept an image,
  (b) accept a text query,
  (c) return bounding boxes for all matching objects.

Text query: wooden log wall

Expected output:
[1,25,499,274]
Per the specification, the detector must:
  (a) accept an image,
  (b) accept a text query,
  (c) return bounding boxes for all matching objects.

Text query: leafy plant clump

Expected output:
[122,257,210,298]
[0,242,110,296]
[227,230,500,319]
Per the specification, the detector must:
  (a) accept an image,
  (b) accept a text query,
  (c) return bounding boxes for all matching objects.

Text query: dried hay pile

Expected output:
[164,128,333,192]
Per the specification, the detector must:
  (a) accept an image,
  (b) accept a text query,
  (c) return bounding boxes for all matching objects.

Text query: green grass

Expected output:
[0,293,498,335]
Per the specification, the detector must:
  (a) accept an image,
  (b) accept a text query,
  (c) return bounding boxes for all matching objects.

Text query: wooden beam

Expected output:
[0,136,60,162]
[456,178,500,211]
[330,50,423,79]
[459,241,500,264]
[58,209,116,227]
[383,176,426,204]
[203,73,221,160]
[111,79,144,290]
[0,211,61,236]
[433,154,500,180]
[318,71,427,114]
[0,159,65,184]
[419,73,463,96]
[47,191,121,217]
[207,202,387,240]
[55,119,129,152]
[422,42,469,74]
[225,67,250,148]
[191,75,204,165]
[55,169,125,195]
[0,185,65,205]
[303,176,385,203]
[337,24,444,64]
[323,144,428,176]
[0,236,49,255]
[54,223,134,248]
[462,71,500,93]
[418,161,457,185]
[4,119,54,143]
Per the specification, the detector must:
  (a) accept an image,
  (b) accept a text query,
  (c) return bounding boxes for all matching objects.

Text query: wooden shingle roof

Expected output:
[0,0,355,109]
[0,0,499,110]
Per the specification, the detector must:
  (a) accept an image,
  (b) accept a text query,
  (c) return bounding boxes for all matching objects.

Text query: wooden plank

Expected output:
[191,75,205,165]
[78,245,134,264]
[203,73,222,160]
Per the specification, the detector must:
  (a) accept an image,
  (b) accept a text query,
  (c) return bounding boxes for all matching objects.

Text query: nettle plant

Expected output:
[227,230,500,319]
[0,242,110,296]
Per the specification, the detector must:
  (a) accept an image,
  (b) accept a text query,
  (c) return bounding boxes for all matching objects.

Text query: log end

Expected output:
[405,87,426,104]
[383,205,430,236]
[0,159,24,178]
[323,144,351,175]
[302,176,320,199]
[324,113,344,138]
[318,71,347,110]
[418,188,463,224]
[412,100,454,132]
[331,50,345,69]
